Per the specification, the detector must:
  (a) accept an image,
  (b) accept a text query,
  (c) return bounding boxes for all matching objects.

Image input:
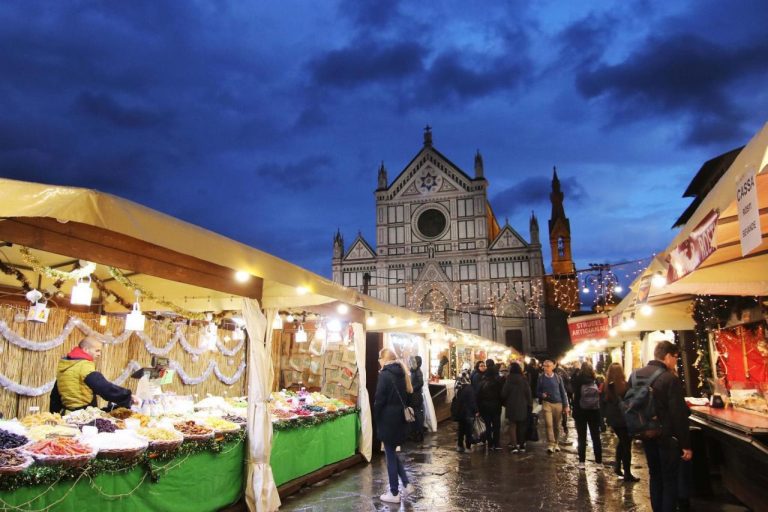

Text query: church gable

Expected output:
[343,236,376,261]
[386,149,476,201]
[416,261,452,283]
[489,226,529,251]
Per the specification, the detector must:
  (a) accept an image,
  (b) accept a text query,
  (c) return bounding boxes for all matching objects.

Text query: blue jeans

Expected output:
[383,442,409,495]
[643,438,680,512]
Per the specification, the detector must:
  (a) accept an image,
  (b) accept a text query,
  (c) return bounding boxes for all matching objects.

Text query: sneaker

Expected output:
[401,483,415,497]
[547,447,554,454]
[511,447,519,453]
[492,446,503,451]
[519,445,526,452]
[577,462,586,469]
[380,491,400,503]
[554,445,561,452]
[456,446,465,453]
[624,475,640,483]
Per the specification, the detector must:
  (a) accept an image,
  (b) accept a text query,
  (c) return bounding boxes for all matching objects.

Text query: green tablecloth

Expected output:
[0,441,245,512]
[270,413,359,486]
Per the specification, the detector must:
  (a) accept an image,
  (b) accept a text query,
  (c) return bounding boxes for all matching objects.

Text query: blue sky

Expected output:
[1,1,766,282]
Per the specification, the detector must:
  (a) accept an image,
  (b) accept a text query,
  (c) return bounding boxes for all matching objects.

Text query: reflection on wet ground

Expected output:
[282,419,657,511]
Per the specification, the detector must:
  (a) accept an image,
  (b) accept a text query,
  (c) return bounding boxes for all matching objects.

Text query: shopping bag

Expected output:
[472,416,487,443]
[404,405,416,423]
[527,412,540,442]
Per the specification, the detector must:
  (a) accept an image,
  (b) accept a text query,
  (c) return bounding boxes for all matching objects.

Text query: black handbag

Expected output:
[527,412,540,442]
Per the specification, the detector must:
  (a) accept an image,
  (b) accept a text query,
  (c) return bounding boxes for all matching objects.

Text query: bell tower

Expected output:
[546,166,579,313]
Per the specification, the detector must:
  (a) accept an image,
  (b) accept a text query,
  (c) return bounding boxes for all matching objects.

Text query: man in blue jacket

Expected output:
[536,360,570,453]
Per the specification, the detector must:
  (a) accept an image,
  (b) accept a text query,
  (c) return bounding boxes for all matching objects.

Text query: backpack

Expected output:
[579,382,600,410]
[620,367,666,439]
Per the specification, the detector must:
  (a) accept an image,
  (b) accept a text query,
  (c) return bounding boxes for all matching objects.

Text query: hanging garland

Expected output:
[272,407,359,431]
[168,360,246,386]
[106,267,206,321]
[18,247,96,281]
[0,431,245,494]
[0,370,55,396]
[0,260,32,292]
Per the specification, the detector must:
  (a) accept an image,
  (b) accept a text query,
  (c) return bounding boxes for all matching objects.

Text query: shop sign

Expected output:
[736,168,762,256]
[567,316,609,344]
[635,275,652,305]
[666,210,719,284]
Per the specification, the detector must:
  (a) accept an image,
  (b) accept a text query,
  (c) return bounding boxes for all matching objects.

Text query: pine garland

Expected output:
[0,430,246,493]
[272,407,359,431]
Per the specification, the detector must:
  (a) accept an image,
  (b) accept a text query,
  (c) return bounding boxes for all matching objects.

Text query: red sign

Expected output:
[666,210,719,284]
[567,316,609,344]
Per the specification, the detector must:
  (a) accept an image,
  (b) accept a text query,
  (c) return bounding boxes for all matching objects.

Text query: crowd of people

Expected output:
[373,341,693,511]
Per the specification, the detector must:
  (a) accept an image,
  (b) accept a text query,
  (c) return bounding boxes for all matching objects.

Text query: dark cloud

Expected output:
[337,0,402,29]
[491,175,586,217]
[252,155,336,189]
[74,91,168,129]
[575,32,768,146]
[310,41,426,88]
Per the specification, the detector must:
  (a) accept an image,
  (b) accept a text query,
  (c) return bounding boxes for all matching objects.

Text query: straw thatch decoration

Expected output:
[0,305,247,418]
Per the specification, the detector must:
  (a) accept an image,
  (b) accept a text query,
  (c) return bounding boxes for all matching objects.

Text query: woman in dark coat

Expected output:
[501,362,532,452]
[477,359,503,450]
[409,356,425,442]
[374,348,415,504]
[454,370,478,452]
[572,362,603,468]
[601,362,638,481]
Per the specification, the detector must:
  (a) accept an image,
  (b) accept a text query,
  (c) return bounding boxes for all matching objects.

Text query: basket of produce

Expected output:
[222,414,247,427]
[26,424,82,441]
[202,417,241,435]
[24,438,97,467]
[65,407,112,426]
[21,413,65,428]
[0,449,33,475]
[90,432,149,460]
[137,427,184,452]
[79,418,118,433]
[173,421,214,441]
[0,429,30,451]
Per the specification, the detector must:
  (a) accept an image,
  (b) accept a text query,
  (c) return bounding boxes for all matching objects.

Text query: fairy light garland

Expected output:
[107,267,206,321]
[18,247,96,281]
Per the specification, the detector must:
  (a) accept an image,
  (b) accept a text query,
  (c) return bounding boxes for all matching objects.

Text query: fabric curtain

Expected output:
[243,299,281,512]
[417,336,438,432]
[352,322,373,461]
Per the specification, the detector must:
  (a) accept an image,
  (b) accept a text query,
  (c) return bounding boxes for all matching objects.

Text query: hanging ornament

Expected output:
[125,290,146,331]
[70,276,94,306]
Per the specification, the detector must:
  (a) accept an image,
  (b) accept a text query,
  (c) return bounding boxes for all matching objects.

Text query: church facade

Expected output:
[331,128,551,354]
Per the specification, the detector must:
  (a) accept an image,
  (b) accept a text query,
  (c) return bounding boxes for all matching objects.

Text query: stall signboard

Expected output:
[567,316,609,344]
[736,168,762,256]
[666,210,719,283]
[636,275,652,305]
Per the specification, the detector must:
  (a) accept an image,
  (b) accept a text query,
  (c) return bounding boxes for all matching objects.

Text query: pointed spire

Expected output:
[423,125,432,147]
[552,165,561,192]
[474,149,484,178]
[529,211,540,245]
[377,161,388,190]
[333,228,344,259]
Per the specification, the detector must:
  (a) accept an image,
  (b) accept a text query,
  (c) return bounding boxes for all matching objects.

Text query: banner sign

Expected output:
[736,168,762,256]
[666,210,719,284]
[636,275,652,305]
[567,316,609,344]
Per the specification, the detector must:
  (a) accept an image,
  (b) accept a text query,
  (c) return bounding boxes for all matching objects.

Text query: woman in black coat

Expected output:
[477,359,503,450]
[374,348,415,504]
[572,362,603,468]
[501,362,532,452]
[601,362,638,481]
[454,371,479,452]
[409,356,425,442]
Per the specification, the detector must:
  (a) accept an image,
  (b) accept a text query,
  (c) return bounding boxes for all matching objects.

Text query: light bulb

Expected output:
[366,313,376,326]
[582,286,590,294]
[651,271,667,288]
[388,316,396,326]
[640,304,653,316]
[336,303,349,314]
[234,270,250,283]
[614,285,623,293]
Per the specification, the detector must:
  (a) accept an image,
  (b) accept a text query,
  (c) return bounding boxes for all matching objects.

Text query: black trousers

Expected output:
[612,426,633,475]
[574,409,602,463]
[481,411,501,448]
[643,437,681,512]
[457,418,472,448]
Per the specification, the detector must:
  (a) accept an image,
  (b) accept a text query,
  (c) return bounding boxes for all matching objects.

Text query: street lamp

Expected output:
[580,263,622,312]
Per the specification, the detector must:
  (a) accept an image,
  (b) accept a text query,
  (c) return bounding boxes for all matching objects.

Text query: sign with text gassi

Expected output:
[666,210,719,284]
[567,316,609,344]
[736,168,762,256]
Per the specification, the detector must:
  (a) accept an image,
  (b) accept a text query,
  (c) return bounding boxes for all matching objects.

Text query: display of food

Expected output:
[25,438,96,466]
[0,449,32,474]
[173,421,214,440]
[81,418,117,433]
[222,414,246,425]
[109,408,150,427]
[65,407,111,425]
[0,429,29,450]
[21,413,65,428]
[137,427,183,442]
[26,424,81,441]
[90,431,148,458]
[201,417,240,433]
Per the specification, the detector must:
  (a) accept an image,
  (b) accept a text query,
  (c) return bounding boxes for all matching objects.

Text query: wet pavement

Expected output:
[281,418,749,512]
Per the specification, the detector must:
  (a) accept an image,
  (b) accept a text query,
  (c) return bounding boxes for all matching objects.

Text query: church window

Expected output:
[460,312,479,333]
[388,267,405,283]
[557,236,565,257]
[387,226,404,244]
[521,260,530,277]
[458,220,475,239]
[416,208,447,239]
[457,198,474,217]
[388,287,406,306]
[460,283,478,303]
[388,205,404,223]
[459,263,477,280]
[490,282,507,298]
[439,262,452,279]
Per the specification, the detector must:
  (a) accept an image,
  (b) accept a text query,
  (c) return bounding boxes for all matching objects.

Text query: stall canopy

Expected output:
[0,178,430,511]
[610,121,768,333]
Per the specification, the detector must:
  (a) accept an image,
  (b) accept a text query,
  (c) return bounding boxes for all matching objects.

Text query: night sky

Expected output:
[1,1,767,282]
